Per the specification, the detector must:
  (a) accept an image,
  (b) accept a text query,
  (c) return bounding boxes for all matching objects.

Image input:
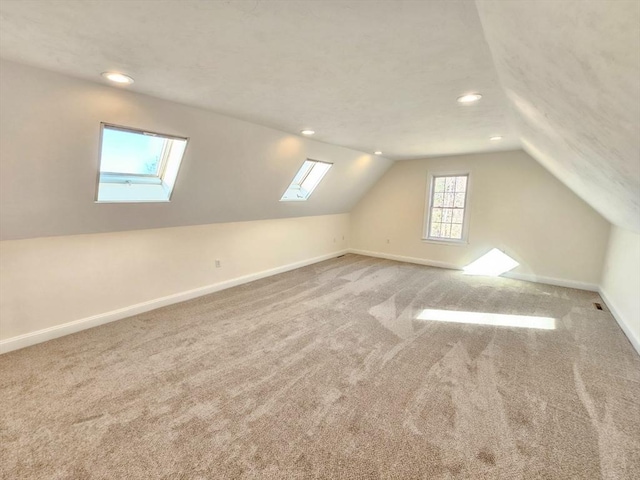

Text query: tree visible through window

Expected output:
[96,124,188,203]
[426,174,469,241]
[100,127,167,176]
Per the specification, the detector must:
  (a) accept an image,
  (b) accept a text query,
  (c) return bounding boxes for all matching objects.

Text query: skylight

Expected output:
[96,124,188,202]
[280,159,332,201]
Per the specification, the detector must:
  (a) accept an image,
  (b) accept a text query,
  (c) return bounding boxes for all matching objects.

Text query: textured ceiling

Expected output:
[0,60,393,240]
[1,0,637,233]
[0,0,519,160]
[476,0,640,232]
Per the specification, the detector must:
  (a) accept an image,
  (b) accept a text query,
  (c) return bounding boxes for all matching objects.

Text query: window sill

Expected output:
[421,238,469,246]
[96,181,173,202]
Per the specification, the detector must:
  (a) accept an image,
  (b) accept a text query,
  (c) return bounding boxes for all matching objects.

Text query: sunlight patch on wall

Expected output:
[463,248,519,276]
[416,309,556,330]
[274,136,303,159]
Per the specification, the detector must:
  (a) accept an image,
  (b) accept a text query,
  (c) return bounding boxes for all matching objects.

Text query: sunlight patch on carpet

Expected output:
[416,309,556,330]
[463,248,519,276]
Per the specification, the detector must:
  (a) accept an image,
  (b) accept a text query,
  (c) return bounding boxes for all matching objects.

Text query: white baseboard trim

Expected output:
[502,272,598,292]
[599,288,640,356]
[0,249,348,355]
[349,248,599,291]
[349,249,459,271]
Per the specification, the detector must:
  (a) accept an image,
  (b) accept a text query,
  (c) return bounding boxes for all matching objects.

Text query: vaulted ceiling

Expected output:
[0,0,518,159]
[0,0,638,232]
[477,0,640,232]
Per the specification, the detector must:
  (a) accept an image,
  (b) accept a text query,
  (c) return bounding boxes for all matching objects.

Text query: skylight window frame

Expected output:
[280,159,333,202]
[95,123,189,203]
[296,162,321,187]
[423,171,472,245]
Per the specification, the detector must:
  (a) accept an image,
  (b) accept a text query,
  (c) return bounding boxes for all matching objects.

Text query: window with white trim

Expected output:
[96,124,188,202]
[280,159,332,201]
[424,173,470,242]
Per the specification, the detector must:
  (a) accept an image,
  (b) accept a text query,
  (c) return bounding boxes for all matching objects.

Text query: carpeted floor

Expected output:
[1,254,639,479]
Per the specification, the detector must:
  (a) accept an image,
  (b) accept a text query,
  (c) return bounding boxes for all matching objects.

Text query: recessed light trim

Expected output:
[101,72,134,84]
[457,93,482,104]
[300,129,315,135]
[374,151,383,155]
[490,136,503,141]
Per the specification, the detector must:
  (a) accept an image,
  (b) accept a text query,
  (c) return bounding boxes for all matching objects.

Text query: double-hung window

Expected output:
[424,172,470,243]
[96,124,188,202]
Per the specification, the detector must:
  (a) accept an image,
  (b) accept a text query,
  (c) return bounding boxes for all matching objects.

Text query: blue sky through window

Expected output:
[100,127,166,175]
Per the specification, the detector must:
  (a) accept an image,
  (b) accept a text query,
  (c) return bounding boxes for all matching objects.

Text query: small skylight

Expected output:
[280,159,332,201]
[96,124,188,203]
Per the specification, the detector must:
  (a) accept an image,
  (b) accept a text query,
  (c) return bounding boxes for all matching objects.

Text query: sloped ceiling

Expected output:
[0,0,518,159]
[476,0,640,232]
[0,0,638,239]
[0,61,392,240]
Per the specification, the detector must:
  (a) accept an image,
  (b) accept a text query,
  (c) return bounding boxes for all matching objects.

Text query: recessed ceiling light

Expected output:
[300,129,315,135]
[490,136,503,141]
[457,93,482,104]
[374,151,383,155]
[101,72,134,84]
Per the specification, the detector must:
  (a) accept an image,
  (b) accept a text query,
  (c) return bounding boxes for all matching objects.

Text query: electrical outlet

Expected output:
[215,259,221,268]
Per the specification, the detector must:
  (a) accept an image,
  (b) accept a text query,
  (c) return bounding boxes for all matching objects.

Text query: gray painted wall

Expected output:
[0,61,393,240]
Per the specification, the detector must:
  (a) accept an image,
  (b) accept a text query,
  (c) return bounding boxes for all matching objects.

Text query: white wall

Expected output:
[0,60,392,240]
[600,226,640,353]
[350,150,610,288]
[0,214,349,349]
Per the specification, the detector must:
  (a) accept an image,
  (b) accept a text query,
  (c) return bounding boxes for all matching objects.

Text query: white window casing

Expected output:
[423,171,471,244]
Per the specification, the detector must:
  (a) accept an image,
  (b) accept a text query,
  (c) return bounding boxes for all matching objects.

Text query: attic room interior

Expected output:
[0,0,638,478]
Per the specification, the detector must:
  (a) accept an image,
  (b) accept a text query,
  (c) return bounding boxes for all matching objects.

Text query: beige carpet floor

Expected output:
[1,254,639,479]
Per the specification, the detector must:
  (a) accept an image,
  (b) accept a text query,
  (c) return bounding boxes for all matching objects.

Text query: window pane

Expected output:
[455,176,467,192]
[300,162,331,193]
[97,125,188,203]
[426,173,470,242]
[444,193,454,207]
[445,177,456,192]
[291,160,314,185]
[101,127,166,175]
